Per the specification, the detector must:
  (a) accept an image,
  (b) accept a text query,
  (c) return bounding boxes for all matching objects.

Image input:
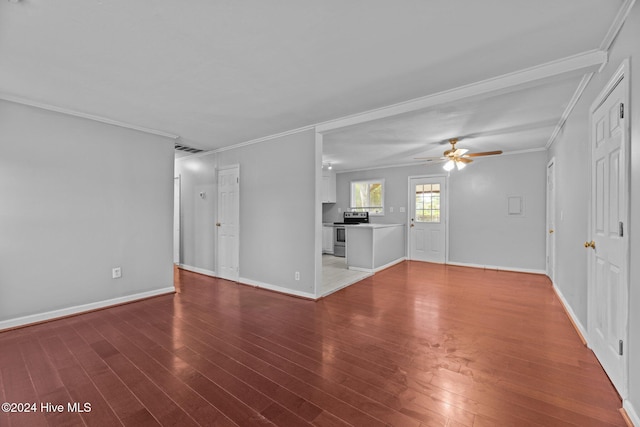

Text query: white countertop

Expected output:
[324,223,404,228]
[345,223,404,229]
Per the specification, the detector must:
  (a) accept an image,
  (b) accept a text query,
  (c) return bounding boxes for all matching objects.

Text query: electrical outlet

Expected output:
[295,271,300,281]
[112,267,122,279]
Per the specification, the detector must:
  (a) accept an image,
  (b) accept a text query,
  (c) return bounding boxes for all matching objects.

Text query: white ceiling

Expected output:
[0,0,626,170]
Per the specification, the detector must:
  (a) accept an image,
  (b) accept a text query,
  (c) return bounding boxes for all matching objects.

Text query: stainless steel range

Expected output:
[333,212,369,257]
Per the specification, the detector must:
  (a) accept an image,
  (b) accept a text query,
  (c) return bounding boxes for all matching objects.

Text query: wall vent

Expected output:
[174,143,203,154]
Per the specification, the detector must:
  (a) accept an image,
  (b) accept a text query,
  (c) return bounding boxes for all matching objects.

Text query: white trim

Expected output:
[0,93,180,140]
[316,50,606,133]
[239,277,316,300]
[349,178,385,215]
[546,73,596,149]
[315,132,325,298]
[552,280,590,346]
[216,164,241,282]
[599,0,637,52]
[623,400,640,427]
[348,257,406,274]
[546,158,556,282]
[407,174,450,264]
[215,125,316,153]
[0,287,175,332]
[178,264,216,278]
[446,261,546,275]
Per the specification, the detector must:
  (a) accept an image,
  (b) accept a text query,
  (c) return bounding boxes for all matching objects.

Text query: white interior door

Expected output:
[409,176,446,263]
[546,161,555,282]
[588,72,628,397]
[217,166,240,281]
[173,176,181,265]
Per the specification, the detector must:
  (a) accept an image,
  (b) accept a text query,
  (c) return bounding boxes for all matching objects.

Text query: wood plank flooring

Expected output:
[0,262,627,426]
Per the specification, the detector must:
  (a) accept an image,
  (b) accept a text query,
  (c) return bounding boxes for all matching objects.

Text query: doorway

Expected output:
[408,175,448,263]
[216,165,240,281]
[173,175,181,265]
[587,60,629,398]
[546,160,556,282]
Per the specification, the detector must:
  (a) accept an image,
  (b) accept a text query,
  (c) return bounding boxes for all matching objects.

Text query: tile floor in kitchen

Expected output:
[320,254,371,297]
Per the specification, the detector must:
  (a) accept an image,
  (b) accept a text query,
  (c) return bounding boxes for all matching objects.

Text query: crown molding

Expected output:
[316,50,607,134]
[213,124,317,154]
[545,72,596,149]
[0,93,180,140]
[547,0,635,148]
[599,0,636,53]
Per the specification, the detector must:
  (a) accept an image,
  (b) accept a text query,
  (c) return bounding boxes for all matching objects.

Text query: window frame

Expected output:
[350,179,385,216]
[414,183,441,223]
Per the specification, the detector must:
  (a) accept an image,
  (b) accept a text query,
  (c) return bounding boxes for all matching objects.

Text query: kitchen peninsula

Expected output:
[345,223,405,273]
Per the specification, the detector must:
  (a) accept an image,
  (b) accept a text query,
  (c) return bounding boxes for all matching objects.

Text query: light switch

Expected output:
[399,207,405,213]
[389,207,394,213]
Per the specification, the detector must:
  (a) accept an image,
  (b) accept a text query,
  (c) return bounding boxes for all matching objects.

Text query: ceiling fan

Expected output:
[415,138,503,171]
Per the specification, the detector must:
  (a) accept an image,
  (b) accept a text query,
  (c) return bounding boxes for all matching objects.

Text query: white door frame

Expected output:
[216,164,240,282]
[407,174,450,263]
[587,59,630,399]
[173,175,181,265]
[545,159,555,283]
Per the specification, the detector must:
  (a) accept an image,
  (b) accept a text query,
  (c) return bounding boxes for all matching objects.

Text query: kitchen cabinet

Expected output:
[322,170,336,203]
[322,225,334,254]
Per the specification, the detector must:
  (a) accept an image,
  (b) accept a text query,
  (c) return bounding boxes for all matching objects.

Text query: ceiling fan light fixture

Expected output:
[443,160,455,171]
[456,160,466,170]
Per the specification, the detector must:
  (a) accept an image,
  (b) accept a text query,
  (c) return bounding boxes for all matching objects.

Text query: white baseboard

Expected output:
[446,261,546,275]
[178,264,216,277]
[0,287,175,331]
[622,399,640,427]
[239,277,316,300]
[552,281,591,347]
[349,257,406,274]
[624,399,639,427]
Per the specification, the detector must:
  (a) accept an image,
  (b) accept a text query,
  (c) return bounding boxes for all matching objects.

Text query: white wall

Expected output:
[329,150,547,272]
[0,100,175,328]
[548,2,640,419]
[177,129,318,298]
[448,151,546,271]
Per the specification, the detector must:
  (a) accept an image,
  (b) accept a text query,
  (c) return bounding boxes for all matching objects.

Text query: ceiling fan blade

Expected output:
[414,156,445,160]
[454,148,468,156]
[457,157,473,164]
[465,150,503,157]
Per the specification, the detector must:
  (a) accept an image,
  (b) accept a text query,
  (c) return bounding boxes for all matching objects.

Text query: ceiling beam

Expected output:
[316,49,607,134]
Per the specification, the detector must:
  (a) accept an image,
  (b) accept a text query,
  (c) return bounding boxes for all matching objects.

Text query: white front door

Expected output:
[546,161,555,282]
[173,176,181,265]
[588,70,628,397]
[217,166,240,281]
[409,176,446,263]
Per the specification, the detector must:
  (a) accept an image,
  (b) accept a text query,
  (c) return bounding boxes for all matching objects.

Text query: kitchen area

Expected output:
[321,168,405,297]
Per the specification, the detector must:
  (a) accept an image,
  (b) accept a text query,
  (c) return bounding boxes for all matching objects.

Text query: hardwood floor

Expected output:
[0,262,627,426]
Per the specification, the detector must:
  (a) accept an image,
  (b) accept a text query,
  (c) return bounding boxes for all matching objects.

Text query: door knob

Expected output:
[584,240,596,249]
[410,223,415,227]
[216,222,221,227]
[549,229,554,234]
